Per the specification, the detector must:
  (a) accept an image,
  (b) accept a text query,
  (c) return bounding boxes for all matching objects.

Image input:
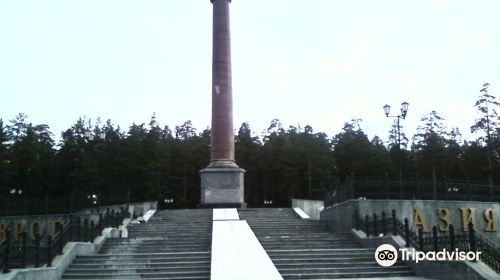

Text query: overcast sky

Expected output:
[1,0,499,144]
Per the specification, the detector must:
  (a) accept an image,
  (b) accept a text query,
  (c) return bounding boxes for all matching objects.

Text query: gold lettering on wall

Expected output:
[29,221,45,240]
[50,218,64,238]
[438,208,452,232]
[411,208,430,233]
[484,208,496,232]
[460,208,477,231]
[14,222,25,240]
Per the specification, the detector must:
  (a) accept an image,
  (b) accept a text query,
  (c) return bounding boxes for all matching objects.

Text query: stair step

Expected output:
[73,258,210,264]
[273,261,399,267]
[271,257,375,263]
[62,277,209,280]
[78,251,210,257]
[269,248,372,253]
[280,270,414,279]
[70,261,210,268]
[61,270,210,278]
[276,265,410,273]
[62,208,416,280]
[65,265,211,273]
[239,208,415,279]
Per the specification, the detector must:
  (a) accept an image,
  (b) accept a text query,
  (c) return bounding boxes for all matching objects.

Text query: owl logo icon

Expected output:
[375,244,398,267]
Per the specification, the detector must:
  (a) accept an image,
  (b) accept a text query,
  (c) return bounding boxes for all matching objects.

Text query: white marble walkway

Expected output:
[211,209,283,280]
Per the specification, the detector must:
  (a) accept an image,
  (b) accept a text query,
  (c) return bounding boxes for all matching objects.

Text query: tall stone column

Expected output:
[200,0,246,208]
[210,0,234,164]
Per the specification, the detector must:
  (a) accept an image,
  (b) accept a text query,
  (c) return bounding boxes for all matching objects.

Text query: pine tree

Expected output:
[470,83,500,199]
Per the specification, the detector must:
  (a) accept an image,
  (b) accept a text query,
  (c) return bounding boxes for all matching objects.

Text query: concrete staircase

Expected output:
[238,208,415,279]
[61,209,212,280]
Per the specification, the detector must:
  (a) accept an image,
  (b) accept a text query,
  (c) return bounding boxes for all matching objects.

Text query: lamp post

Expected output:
[83,130,106,212]
[87,193,98,206]
[383,101,409,198]
[8,188,23,215]
[263,200,273,207]
[164,198,174,208]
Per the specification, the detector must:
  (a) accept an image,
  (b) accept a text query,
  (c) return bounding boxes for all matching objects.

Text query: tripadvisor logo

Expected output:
[375,244,481,266]
[375,244,398,266]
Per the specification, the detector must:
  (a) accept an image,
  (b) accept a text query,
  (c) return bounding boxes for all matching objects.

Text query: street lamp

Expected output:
[87,194,98,205]
[10,188,22,195]
[83,130,106,211]
[8,188,23,215]
[263,200,273,206]
[164,198,174,208]
[383,101,409,197]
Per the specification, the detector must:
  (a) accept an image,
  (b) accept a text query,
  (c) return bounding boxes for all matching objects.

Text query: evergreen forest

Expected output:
[1,84,499,208]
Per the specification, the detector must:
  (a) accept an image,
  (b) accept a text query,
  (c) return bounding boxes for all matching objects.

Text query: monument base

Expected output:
[198,202,247,209]
[200,163,245,208]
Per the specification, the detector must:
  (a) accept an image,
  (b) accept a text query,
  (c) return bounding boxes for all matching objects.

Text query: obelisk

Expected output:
[200,0,246,208]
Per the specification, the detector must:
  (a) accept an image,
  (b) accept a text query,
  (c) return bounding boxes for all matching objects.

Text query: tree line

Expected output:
[0,83,499,207]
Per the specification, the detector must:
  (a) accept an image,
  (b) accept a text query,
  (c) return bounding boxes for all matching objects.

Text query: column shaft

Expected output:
[211,0,234,162]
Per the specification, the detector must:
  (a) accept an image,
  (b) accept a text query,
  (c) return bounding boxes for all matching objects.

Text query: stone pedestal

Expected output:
[200,163,246,208]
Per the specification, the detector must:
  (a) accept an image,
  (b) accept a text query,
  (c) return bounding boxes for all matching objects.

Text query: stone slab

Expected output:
[291,199,324,220]
[213,208,239,221]
[142,210,156,222]
[293,207,310,219]
[200,166,245,205]
[211,220,283,280]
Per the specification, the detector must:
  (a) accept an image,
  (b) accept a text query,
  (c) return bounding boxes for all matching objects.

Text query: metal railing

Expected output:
[0,208,128,273]
[353,209,500,273]
[326,177,500,207]
[1,234,9,273]
[0,191,132,217]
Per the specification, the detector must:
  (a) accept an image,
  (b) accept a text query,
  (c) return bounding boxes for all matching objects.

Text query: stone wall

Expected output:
[350,229,499,280]
[0,201,157,241]
[321,199,500,242]
[291,199,324,220]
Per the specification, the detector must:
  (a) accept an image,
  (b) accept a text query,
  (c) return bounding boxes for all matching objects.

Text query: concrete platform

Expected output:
[211,220,283,280]
[213,208,240,221]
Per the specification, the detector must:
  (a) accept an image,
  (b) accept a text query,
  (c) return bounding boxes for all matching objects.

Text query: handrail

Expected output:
[1,209,127,272]
[326,177,500,206]
[353,209,500,273]
[0,191,132,217]
[0,231,10,273]
[0,240,6,273]
[473,229,500,272]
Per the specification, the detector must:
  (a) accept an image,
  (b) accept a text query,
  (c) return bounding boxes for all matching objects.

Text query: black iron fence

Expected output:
[326,177,500,207]
[353,209,500,273]
[0,191,131,217]
[1,208,128,273]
